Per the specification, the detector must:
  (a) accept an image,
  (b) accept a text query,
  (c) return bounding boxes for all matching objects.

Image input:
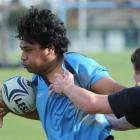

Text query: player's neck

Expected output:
[46,57,64,83]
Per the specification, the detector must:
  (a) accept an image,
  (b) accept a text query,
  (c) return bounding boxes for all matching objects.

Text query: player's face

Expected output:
[20,40,55,74]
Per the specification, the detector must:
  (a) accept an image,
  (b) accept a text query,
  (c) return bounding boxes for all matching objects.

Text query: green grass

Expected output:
[0,50,140,140]
[87,50,134,86]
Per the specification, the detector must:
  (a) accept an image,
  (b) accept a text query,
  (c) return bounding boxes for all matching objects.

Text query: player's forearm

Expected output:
[105,114,137,131]
[64,84,112,114]
[0,91,39,120]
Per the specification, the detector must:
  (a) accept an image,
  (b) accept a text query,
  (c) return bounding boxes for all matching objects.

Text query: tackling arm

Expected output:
[52,72,112,114]
[105,114,137,131]
[52,71,140,129]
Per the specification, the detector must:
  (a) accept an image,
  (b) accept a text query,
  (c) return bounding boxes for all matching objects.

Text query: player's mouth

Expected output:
[22,63,28,68]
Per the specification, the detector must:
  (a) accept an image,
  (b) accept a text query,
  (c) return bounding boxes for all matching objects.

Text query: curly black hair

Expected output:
[16,7,70,56]
[131,47,140,71]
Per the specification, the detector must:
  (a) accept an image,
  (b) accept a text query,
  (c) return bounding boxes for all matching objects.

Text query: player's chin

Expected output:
[27,67,39,74]
[26,68,36,73]
[24,66,35,73]
[23,65,40,74]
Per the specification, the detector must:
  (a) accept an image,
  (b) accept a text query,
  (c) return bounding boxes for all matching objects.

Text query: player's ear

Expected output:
[47,44,55,51]
[44,44,55,55]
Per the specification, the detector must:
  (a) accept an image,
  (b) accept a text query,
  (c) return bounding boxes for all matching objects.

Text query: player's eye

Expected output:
[25,48,32,52]
[21,47,32,53]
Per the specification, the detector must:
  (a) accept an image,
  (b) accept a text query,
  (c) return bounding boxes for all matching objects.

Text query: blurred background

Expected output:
[1,0,140,64]
[0,0,140,140]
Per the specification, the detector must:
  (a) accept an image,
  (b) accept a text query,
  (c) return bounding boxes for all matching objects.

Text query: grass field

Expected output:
[0,50,140,140]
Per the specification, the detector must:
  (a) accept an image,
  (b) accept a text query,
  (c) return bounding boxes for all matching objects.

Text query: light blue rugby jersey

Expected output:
[32,52,111,140]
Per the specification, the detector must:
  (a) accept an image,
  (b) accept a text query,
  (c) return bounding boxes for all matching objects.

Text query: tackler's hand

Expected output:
[50,71,75,95]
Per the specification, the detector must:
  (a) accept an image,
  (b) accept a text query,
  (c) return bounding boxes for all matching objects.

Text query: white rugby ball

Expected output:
[1,76,36,114]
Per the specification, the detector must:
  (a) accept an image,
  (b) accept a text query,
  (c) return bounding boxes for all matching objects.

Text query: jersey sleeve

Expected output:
[108,86,140,118]
[125,112,140,128]
[64,52,110,89]
[77,58,110,89]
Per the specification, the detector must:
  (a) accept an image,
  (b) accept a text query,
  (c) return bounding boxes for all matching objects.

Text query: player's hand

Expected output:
[50,71,74,94]
[0,89,9,118]
[0,89,9,128]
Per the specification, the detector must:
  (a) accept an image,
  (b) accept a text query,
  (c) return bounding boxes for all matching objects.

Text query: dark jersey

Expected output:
[108,86,140,127]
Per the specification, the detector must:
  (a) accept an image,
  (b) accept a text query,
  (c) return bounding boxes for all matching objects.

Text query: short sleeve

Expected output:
[64,52,110,89]
[126,112,140,128]
[108,87,140,118]
[78,63,110,89]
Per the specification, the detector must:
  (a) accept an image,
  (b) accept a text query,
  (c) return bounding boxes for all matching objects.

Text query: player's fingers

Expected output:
[65,70,69,75]
[65,70,73,78]
[54,73,62,78]
[48,84,54,96]
[48,84,60,96]
[64,71,73,81]
[62,70,70,80]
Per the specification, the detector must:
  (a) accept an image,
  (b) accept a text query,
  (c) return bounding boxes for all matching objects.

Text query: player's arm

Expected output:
[0,91,7,128]
[52,71,126,114]
[0,104,39,120]
[52,72,140,115]
[105,114,137,130]
[52,72,112,114]
[52,72,140,129]
[52,72,128,115]
[18,109,39,120]
[0,89,9,117]
[90,76,125,95]
[0,90,39,121]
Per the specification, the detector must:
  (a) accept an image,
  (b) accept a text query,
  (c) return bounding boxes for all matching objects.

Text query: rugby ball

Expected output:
[1,76,36,114]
